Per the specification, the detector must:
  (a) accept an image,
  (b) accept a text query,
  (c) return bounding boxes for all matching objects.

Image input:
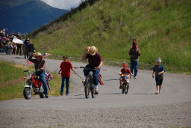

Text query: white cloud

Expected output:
[41,0,84,10]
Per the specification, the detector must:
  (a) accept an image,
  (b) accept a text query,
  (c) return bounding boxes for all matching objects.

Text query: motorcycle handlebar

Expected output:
[74,66,97,70]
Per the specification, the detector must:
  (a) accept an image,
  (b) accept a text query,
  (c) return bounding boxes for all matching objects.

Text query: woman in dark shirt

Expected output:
[129,39,140,79]
[82,46,103,94]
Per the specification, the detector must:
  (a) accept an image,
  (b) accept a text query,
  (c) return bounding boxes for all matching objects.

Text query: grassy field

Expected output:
[0,61,63,100]
[32,0,191,73]
[0,61,25,100]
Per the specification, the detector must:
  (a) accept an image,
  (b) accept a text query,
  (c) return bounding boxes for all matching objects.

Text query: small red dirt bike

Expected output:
[23,70,52,99]
[119,74,130,94]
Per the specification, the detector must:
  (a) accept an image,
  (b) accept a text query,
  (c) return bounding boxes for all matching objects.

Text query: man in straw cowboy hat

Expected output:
[28,52,49,98]
[82,46,103,94]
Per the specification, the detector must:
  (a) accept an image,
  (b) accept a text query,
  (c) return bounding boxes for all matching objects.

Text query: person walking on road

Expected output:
[152,57,165,95]
[129,39,140,79]
[59,56,75,96]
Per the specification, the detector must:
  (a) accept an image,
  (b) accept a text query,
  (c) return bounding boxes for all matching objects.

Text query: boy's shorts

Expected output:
[121,76,129,80]
[155,76,163,86]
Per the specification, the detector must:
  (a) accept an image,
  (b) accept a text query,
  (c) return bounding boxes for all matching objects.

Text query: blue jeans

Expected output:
[130,60,139,77]
[60,77,70,95]
[83,65,100,86]
[37,71,48,96]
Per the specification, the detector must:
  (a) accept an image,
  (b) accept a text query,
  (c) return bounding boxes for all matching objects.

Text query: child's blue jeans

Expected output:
[60,77,70,95]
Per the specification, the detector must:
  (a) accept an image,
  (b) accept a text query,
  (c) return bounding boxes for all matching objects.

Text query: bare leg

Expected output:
[156,86,159,94]
[159,85,162,94]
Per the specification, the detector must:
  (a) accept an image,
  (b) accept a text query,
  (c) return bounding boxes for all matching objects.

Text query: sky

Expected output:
[41,0,84,10]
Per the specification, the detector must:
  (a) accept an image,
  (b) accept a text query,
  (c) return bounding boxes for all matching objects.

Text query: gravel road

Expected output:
[0,54,191,128]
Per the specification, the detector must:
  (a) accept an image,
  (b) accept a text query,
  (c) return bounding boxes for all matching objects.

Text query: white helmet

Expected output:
[156,57,162,63]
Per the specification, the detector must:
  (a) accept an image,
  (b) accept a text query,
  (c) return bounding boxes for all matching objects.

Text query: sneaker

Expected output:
[155,92,159,95]
[82,80,86,86]
[133,76,137,79]
[45,95,48,98]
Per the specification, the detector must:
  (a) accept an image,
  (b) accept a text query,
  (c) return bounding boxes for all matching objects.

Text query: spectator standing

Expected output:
[129,39,141,79]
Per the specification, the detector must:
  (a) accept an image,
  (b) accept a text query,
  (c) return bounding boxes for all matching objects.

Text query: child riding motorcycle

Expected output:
[119,63,132,89]
[28,52,49,98]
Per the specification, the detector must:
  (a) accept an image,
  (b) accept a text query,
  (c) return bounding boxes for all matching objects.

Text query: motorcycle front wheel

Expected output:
[23,87,32,99]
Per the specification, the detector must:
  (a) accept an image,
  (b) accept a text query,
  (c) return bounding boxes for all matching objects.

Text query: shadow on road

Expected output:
[74,94,84,96]
[15,56,24,59]
[70,97,86,100]
[101,92,122,96]
[132,92,155,95]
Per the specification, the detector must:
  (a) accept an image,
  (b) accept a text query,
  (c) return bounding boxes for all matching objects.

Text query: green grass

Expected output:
[32,0,191,73]
[0,83,23,100]
[0,61,25,100]
[0,62,25,83]
[49,73,61,96]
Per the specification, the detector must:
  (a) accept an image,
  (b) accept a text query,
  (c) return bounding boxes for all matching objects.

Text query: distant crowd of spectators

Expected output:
[0,29,35,58]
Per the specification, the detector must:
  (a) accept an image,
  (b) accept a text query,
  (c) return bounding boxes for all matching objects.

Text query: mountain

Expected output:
[0,0,68,33]
[32,0,191,72]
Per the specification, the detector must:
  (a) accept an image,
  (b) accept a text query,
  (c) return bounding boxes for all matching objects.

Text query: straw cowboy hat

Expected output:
[34,52,42,58]
[89,46,98,55]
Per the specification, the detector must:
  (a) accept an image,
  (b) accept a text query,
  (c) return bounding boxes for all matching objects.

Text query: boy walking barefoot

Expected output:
[59,56,75,96]
[152,57,165,95]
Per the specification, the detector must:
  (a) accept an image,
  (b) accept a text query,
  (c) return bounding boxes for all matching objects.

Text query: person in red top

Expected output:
[59,56,74,96]
[119,63,132,88]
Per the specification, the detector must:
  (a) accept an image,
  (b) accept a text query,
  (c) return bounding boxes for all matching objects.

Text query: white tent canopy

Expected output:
[12,36,24,44]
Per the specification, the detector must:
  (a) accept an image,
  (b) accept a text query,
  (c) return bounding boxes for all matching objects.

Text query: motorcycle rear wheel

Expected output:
[85,86,89,99]
[91,87,95,98]
[125,83,129,94]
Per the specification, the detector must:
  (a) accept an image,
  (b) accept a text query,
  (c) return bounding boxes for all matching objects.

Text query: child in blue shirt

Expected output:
[152,57,165,95]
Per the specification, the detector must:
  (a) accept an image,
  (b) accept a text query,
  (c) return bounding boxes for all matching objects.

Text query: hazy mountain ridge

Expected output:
[0,0,68,33]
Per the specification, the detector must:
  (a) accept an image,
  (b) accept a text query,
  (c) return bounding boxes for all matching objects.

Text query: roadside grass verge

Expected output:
[0,61,25,100]
[49,73,61,96]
